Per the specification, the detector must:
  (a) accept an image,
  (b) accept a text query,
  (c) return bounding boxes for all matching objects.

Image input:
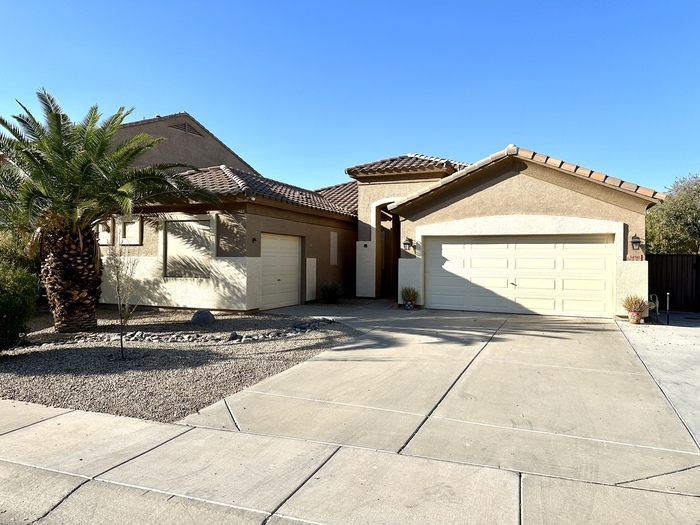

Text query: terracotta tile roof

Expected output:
[184,166,357,217]
[513,146,666,200]
[389,144,666,211]
[316,180,358,215]
[345,153,470,177]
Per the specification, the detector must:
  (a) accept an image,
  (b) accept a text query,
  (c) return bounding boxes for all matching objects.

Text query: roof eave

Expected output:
[389,145,664,213]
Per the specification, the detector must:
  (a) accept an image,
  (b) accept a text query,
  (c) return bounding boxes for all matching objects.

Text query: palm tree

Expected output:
[0,89,215,332]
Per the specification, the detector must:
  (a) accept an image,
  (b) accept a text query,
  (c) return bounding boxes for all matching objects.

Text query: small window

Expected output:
[97,218,115,246]
[119,217,143,245]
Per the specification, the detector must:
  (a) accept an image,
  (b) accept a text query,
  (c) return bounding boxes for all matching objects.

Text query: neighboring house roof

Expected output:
[316,180,358,215]
[389,145,666,212]
[346,153,471,177]
[184,166,357,217]
[118,112,261,176]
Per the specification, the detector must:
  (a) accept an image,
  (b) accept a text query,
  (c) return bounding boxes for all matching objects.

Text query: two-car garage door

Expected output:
[425,235,614,317]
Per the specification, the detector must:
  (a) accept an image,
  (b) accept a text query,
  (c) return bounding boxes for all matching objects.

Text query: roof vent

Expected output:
[169,122,203,137]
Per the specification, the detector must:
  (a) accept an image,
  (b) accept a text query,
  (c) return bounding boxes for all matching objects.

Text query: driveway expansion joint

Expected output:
[243,390,425,417]
[263,446,342,525]
[0,408,76,437]
[397,316,510,454]
[93,425,194,479]
[616,464,700,487]
[223,398,241,431]
[430,416,700,456]
[617,320,700,450]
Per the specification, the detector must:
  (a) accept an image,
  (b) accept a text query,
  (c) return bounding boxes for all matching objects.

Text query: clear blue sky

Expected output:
[1,0,697,193]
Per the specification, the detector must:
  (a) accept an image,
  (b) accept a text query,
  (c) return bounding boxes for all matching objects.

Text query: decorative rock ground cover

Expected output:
[0,308,358,423]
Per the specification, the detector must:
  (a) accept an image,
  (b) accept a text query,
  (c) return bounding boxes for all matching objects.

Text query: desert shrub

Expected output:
[622,294,648,312]
[0,262,39,350]
[401,286,419,302]
[0,230,38,272]
[318,282,344,304]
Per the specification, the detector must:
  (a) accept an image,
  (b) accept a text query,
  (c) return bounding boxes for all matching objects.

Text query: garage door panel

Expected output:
[442,258,466,270]
[425,235,613,317]
[471,277,510,289]
[514,278,557,290]
[470,293,513,309]
[515,258,557,270]
[515,297,557,311]
[471,258,509,269]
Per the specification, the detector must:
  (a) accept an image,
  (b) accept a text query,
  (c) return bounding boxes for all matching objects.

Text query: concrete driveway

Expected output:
[185,304,700,523]
[2,304,699,523]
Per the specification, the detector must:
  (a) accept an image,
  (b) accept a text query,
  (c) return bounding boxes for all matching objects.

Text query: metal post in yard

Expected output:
[667,292,670,325]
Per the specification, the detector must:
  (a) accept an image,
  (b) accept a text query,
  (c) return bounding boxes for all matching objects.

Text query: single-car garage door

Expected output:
[425,235,614,317]
[261,233,301,310]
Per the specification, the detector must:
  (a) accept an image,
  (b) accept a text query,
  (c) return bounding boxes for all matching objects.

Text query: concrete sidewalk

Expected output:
[2,305,700,524]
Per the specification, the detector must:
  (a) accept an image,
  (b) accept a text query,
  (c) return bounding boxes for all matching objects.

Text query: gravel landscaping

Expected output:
[0,306,361,423]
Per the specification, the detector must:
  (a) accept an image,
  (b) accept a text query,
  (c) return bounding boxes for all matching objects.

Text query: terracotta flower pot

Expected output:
[628,311,643,324]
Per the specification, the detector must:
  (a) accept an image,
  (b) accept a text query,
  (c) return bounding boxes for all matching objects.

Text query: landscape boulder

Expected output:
[191,310,215,326]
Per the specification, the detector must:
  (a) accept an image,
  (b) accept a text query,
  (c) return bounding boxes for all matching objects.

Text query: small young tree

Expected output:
[646,174,700,254]
[104,242,139,360]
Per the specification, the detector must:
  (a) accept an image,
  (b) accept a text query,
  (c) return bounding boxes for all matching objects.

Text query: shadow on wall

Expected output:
[102,218,248,310]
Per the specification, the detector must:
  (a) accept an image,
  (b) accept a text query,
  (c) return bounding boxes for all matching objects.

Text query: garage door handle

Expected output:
[510,282,517,286]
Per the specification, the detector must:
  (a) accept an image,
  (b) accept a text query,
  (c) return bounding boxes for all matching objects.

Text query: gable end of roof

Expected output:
[389,145,666,212]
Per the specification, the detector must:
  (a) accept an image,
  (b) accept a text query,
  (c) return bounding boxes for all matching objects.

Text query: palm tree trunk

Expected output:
[42,229,102,332]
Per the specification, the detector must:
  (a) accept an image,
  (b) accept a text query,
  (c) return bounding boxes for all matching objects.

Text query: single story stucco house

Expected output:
[102,112,663,318]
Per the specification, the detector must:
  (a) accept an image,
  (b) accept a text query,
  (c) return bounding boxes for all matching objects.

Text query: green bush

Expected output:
[0,230,38,272]
[318,282,344,304]
[0,262,38,350]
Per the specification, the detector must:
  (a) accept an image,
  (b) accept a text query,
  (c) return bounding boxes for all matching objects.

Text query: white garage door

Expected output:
[425,235,614,317]
[261,233,301,310]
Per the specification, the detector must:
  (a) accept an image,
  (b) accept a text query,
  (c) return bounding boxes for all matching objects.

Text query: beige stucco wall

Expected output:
[245,203,357,297]
[114,115,256,173]
[398,165,648,251]
[101,204,357,311]
[355,179,440,296]
[356,180,441,241]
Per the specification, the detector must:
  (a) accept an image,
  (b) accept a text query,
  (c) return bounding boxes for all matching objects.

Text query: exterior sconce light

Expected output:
[403,237,414,251]
[631,234,641,250]
[252,237,257,244]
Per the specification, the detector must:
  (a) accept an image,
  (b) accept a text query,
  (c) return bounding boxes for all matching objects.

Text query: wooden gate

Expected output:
[647,254,700,312]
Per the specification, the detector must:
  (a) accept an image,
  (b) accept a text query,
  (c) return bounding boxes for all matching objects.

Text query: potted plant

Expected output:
[400,286,419,310]
[622,294,648,324]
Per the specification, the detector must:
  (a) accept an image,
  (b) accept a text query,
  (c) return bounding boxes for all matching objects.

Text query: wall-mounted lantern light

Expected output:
[403,237,414,251]
[252,237,257,244]
[631,234,641,250]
